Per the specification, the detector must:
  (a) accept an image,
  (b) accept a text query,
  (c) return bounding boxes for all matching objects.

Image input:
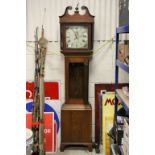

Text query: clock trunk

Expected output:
[65,56,89,105]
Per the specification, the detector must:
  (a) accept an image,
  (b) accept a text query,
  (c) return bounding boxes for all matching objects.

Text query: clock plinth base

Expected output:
[60,104,92,152]
[60,143,93,152]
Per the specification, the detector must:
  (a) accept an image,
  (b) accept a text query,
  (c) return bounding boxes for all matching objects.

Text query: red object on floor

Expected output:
[26,113,55,152]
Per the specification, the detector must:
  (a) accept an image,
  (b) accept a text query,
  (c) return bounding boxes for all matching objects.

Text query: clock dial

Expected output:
[66,26,88,49]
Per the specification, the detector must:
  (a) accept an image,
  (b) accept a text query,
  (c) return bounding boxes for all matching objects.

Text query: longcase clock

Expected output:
[59,5,94,152]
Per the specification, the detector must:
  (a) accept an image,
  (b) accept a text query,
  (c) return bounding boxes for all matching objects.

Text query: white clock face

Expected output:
[66,26,88,49]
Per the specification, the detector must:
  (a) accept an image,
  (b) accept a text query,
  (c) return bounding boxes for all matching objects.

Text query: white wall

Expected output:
[27,0,119,41]
[26,0,129,143]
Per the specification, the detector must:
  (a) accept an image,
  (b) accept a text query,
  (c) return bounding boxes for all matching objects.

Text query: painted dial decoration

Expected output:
[66,26,88,48]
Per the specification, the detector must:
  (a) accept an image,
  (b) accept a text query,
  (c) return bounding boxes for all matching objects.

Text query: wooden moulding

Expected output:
[59,6,94,23]
[61,103,92,110]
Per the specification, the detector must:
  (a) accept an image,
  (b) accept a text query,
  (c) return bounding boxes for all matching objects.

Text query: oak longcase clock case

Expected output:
[59,5,94,152]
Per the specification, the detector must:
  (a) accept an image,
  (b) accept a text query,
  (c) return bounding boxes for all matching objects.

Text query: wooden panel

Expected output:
[61,110,72,142]
[69,63,84,99]
[61,107,92,144]
[68,99,85,105]
[64,57,90,105]
[65,57,89,63]
[62,104,91,110]
[71,111,84,142]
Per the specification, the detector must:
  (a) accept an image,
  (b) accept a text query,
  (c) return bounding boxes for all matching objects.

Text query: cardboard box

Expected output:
[123,118,129,142]
[118,44,129,64]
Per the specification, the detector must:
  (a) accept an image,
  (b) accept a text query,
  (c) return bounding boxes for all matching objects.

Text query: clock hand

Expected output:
[74,32,78,40]
[75,33,78,40]
[71,29,78,39]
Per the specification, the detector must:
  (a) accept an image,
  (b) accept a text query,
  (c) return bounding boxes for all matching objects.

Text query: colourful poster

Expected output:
[26,81,60,153]
[26,112,54,152]
[102,92,121,155]
[45,100,60,150]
